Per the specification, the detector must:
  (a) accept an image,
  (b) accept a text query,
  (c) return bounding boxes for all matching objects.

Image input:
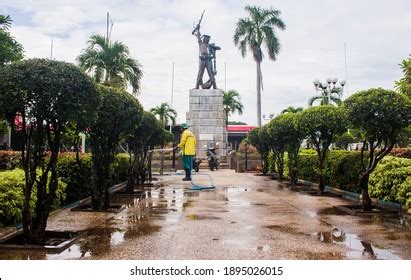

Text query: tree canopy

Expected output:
[343,88,411,209]
[77,34,143,95]
[281,106,303,114]
[150,102,177,127]
[89,85,143,209]
[298,105,347,194]
[0,14,23,65]
[0,58,99,244]
[395,55,411,99]
[223,90,244,126]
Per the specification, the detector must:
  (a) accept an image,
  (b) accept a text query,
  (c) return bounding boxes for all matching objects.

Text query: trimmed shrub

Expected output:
[57,153,93,204]
[0,151,22,170]
[296,150,363,193]
[369,156,411,206]
[269,149,410,206]
[112,153,130,184]
[389,148,411,159]
[0,169,27,226]
[0,169,66,227]
[57,152,129,204]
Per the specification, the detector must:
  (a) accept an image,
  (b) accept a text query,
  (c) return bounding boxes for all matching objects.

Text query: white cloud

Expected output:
[3,0,411,125]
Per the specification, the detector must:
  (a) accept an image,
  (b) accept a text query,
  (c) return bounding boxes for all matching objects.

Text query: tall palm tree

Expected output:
[0,15,12,30]
[150,103,177,128]
[234,5,286,127]
[77,34,143,95]
[281,106,303,114]
[223,90,244,127]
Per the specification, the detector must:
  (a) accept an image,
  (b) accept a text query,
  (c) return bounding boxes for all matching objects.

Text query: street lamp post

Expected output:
[313,77,346,105]
[262,113,275,122]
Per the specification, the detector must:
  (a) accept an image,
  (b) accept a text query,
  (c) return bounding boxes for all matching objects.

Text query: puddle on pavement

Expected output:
[257,245,271,252]
[266,224,307,236]
[358,214,409,230]
[186,214,222,220]
[304,210,317,218]
[315,228,402,260]
[317,206,349,216]
[223,186,252,192]
[0,185,183,260]
[253,203,268,206]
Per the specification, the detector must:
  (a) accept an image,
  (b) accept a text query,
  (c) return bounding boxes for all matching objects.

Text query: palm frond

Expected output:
[308,95,324,106]
[261,25,280,60]
[0,15,12,30]
[262,9,286,30]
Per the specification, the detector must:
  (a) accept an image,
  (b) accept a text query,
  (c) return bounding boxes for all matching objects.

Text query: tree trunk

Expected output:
[275,152,284,181]
[359,172,372,211]
[256,61,262,127]
[288,148,299,186]
[262,155,268,175]
[317,175,325,195]
[317,159,325,195]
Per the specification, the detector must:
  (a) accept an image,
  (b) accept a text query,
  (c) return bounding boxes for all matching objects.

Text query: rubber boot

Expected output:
[182,169,190,181]
[187,168,192,180]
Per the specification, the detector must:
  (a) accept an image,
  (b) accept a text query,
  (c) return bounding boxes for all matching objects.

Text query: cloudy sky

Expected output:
[1,0,410,125]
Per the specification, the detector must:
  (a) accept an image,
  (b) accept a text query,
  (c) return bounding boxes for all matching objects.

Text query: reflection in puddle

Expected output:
[316,228,402,260]
[358,215,409,230]
[0,185,184,260]
[186,214,222,220]
[257,245,271,252]
[305,210,317,218]
[317,207,350,216]
[223,186,252,192]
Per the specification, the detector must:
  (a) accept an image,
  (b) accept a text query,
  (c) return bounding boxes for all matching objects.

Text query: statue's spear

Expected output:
[192,10,205,35]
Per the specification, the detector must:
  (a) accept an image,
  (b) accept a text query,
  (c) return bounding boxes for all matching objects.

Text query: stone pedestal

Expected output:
[186,89,227,158]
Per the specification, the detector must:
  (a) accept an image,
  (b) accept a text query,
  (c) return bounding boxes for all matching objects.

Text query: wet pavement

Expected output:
[0,170,410,260]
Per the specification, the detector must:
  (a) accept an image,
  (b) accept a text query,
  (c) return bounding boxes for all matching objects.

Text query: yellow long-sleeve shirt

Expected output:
[178,129,196,156]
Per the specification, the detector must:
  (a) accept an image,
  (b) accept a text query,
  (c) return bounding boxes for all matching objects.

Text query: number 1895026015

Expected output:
[223,266,283,276]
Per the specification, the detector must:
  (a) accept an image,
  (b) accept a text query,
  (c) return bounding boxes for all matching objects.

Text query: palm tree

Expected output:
[308,88,342,106]
[77,34,143,95]
[233,5,286,127]
[150,103,177,128]
[395,55,411,99]
[0,15,12,30]
[223,90,244,127]
[281,106,303,114]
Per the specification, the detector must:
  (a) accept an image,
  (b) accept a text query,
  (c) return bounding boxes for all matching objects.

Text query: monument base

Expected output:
[187,88,227,158]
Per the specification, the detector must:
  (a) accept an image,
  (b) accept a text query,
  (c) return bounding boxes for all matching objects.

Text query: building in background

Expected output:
[227,125,256,151]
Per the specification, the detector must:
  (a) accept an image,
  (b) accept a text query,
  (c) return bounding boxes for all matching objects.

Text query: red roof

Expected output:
[227,125,257,132]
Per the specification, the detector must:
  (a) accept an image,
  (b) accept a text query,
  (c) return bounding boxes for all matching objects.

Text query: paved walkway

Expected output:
[1,170,410,259]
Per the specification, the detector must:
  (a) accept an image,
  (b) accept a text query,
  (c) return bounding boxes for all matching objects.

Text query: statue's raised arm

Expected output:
[192,10,205,39]
[192,10,220,89]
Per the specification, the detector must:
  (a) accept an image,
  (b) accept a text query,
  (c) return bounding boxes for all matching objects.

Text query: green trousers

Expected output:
[182,155,193,170]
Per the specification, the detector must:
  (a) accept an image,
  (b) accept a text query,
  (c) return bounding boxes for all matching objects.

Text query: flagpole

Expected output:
[170,62,175,133]
[344,42,348,96]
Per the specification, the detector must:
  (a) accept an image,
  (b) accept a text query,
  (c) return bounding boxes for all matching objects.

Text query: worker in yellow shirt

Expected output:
[178,123,196,181]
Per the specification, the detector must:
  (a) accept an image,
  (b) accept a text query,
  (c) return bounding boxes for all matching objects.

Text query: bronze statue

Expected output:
[192,11,221,89]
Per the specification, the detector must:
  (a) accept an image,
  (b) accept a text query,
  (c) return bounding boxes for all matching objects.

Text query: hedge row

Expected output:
[0,169,66,227]
[389,148,411,159]
[0,153,129,227]
[268,149,411,206]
